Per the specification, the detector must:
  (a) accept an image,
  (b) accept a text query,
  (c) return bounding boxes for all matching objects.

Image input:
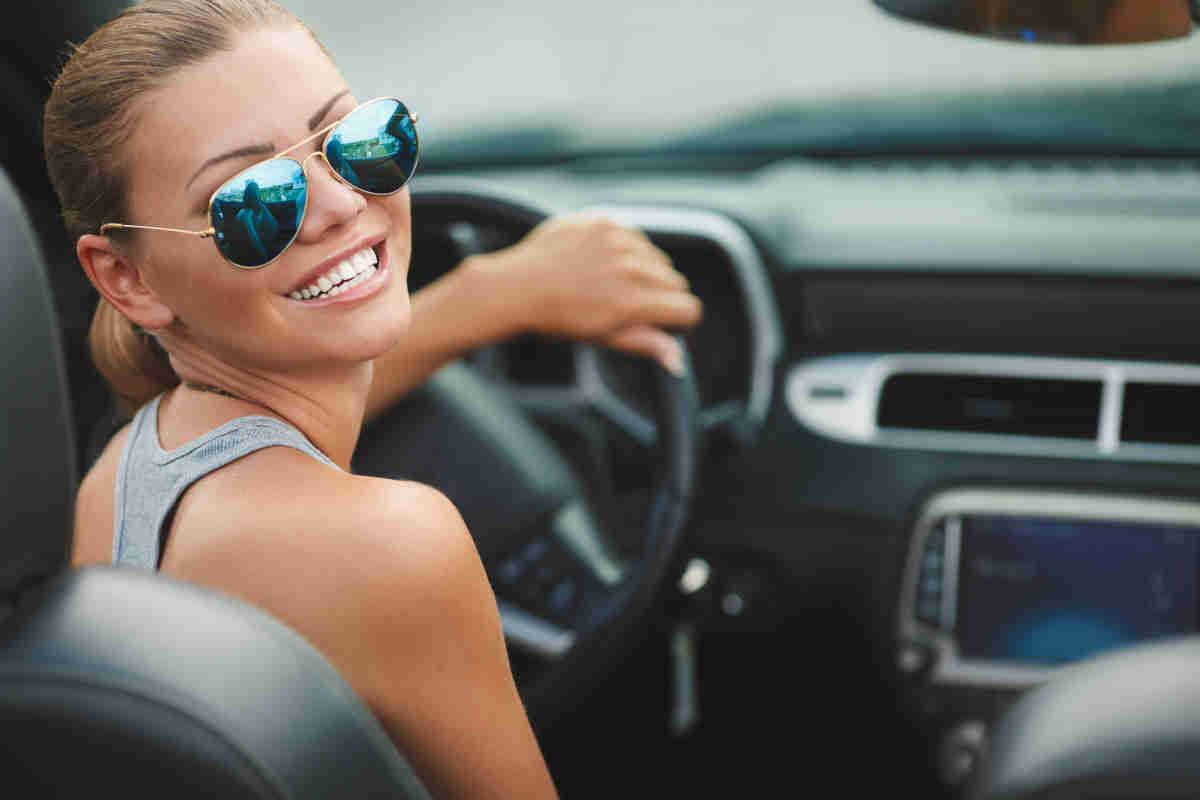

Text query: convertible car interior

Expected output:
[7,1,1200,798]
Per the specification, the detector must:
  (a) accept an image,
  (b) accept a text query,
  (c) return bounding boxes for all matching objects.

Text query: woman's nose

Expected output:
[294,151,366,242]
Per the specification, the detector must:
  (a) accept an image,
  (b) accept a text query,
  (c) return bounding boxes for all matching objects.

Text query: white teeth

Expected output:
[291,246,380,301]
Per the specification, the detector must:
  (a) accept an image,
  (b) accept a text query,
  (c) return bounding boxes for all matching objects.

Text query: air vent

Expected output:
[787,354,1200,465]
[878,373,1102,440]
[1120,383,1200,446]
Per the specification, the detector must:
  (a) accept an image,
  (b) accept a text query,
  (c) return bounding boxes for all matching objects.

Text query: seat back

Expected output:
[0,166,75,620]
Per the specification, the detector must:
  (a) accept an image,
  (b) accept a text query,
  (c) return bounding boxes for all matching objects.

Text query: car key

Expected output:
[668,557,712,737]
[669,618,701,737]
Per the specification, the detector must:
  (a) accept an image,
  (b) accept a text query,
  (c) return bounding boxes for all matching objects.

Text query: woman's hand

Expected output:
[468,215,703,374]
[367,214,702,419]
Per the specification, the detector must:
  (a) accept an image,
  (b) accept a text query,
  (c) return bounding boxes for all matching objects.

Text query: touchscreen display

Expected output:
[957,515,1200,666]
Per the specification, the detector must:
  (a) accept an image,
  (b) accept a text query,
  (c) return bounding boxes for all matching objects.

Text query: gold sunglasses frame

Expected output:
[99,96,420,270]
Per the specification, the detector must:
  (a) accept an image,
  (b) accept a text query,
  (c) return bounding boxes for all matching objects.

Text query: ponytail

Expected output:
[88,299,179,416]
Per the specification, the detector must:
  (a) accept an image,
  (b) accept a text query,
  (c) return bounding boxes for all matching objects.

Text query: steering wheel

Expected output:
[352,190,700,723]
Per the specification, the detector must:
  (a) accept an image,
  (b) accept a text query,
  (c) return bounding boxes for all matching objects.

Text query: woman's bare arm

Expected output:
[159,446,558,799]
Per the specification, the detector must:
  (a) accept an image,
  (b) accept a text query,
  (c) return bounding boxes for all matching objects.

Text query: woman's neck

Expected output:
[164,342,372,471]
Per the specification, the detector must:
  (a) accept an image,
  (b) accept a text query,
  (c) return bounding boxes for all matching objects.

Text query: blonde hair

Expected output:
[43,0,316,414]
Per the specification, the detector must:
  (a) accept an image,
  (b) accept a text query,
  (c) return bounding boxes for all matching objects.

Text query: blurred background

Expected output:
[284,0,1200,162]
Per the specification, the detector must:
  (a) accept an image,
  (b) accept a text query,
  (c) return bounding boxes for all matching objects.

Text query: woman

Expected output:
[50,1,701,797]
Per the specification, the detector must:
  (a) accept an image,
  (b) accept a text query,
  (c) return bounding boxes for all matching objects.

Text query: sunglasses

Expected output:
[100,96,419,269]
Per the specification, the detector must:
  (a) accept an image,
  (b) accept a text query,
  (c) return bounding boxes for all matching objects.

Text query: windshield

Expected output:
[287,0,1200,164]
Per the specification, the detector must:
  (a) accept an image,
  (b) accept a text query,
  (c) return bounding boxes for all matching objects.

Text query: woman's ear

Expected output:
[77,234,175,330]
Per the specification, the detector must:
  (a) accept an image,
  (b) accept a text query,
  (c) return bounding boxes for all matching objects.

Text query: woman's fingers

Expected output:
[621,286,704,330]
[497,213,702,341]
[624,253,689,291]
[601,324,686,376]
[588,219,685,289]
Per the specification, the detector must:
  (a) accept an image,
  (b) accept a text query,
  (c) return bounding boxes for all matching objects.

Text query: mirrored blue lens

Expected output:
[210,159,307,268]
[324,98,418,195]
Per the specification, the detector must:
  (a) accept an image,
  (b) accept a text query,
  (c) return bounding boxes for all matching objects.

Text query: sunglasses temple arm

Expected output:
[100,223,216,238]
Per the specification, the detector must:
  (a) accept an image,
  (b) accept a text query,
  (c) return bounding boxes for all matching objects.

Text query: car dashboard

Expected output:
[409,153,1200,791]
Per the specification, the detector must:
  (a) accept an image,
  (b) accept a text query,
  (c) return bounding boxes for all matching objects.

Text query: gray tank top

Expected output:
[111,393,339,569]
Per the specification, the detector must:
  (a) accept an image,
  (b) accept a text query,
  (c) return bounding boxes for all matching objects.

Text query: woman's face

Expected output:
[121,25,412,375]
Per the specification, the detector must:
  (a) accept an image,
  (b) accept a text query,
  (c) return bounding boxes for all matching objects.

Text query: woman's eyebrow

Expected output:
[185,90,352,191]
[186,143,275,191]
[307,89,350,131]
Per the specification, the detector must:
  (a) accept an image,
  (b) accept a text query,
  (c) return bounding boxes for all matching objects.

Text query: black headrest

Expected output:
[0,1,130,91]
[0,167,76,612]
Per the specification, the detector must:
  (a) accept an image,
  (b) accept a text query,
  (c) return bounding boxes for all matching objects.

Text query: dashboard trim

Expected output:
[787,353,1200,465]
[942,516,961,635]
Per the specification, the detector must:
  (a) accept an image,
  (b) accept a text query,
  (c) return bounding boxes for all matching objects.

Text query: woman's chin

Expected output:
[360,292,412,358]
[353,285,413,361]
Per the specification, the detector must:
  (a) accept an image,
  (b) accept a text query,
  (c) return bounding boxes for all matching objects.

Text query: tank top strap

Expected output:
[112,393,340,570]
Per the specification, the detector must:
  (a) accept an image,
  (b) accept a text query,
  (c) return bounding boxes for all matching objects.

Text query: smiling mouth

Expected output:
[288,245,379,301]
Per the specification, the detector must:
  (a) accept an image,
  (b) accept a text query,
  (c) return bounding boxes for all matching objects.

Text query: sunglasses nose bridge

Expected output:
[301,149,360,193]
[299,149,327,175]
[293,149,367,241]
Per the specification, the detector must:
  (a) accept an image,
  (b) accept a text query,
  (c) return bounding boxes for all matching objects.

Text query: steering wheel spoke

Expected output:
[575,345,660,446]
[475,342,661,447]
[493,381,594,420]
[498,602,576,660]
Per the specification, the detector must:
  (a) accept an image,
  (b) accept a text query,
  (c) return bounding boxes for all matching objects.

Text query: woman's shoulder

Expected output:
[162,444,475,589]
[74,421,470,580]
[175,443,458,534]
[160,446,492,680]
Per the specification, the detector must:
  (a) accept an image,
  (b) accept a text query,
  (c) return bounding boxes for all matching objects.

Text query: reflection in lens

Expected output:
[211,158,306,267]
[325,98,418,194]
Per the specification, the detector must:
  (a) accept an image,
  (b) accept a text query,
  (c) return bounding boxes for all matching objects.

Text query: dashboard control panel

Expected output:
[899,488,1200,689]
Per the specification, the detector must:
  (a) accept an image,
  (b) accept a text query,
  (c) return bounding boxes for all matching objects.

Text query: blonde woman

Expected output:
[50,1,701,796]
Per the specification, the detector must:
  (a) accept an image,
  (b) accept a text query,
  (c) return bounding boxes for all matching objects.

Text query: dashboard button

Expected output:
[939,720,987,786]
[547,578,578,618]
[897,642,930,675]
[495,557,524,585]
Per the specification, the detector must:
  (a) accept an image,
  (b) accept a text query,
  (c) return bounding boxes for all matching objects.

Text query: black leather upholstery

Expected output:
[0,167,75,617]
[0,167,431,797]
[1,569,431,799]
